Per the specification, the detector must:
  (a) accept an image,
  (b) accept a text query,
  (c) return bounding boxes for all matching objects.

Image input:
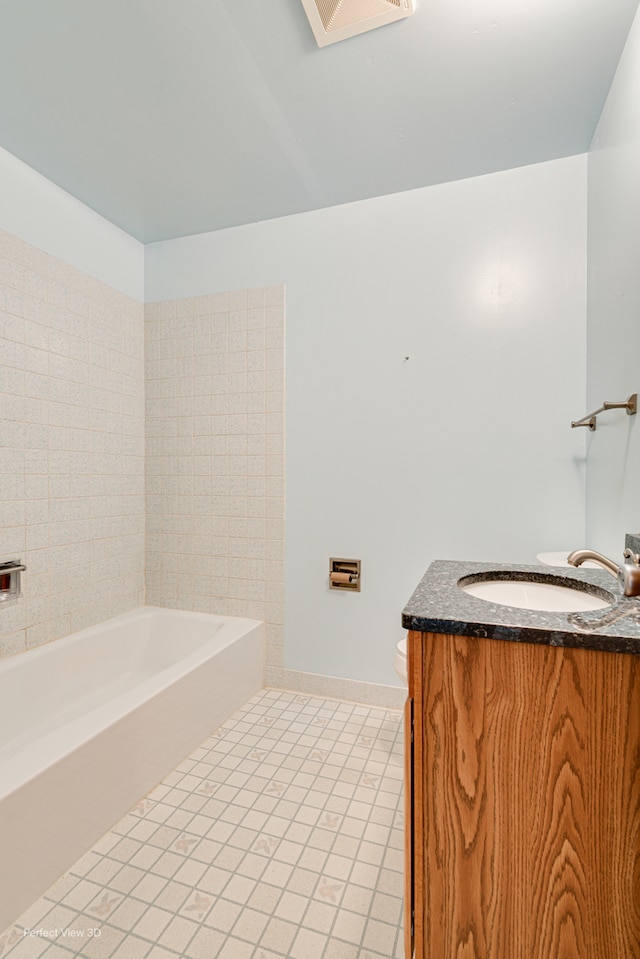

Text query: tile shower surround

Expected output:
[0,228,400,702]
[0,238,285,672]
[144,287,285,684]
[0,690,405,959]
[0,230,145,657]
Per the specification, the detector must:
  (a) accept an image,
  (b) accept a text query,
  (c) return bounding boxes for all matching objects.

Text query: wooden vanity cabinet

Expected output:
[404,629,640,959]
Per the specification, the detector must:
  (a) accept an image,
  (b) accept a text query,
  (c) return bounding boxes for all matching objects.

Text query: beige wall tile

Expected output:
[0,229,145,658]
[144,287,285,671]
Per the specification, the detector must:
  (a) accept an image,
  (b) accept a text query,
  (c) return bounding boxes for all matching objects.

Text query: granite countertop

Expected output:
[402,560,640,655]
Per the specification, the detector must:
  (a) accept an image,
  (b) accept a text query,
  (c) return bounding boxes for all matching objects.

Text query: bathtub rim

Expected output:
[0,605,264,802]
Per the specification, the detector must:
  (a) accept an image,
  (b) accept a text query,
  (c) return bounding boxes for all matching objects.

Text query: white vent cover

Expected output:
[300,0,413,47]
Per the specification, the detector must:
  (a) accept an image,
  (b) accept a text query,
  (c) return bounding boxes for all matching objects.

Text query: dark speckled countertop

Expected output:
[402,560,640,655]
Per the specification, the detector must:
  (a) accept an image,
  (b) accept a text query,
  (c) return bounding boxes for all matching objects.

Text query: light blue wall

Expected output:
[146,156,588,686]
[0,136,591,689]
[586,4,640,555]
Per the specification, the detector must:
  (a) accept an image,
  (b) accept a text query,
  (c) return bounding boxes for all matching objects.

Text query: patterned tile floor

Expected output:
[0,690,405,959]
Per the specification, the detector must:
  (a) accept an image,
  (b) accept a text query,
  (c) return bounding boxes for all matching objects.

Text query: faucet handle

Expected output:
[623,548,640,566]
[618,561,640,597]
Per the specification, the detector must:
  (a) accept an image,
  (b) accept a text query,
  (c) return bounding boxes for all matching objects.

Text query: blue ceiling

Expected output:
[0,0,638,243]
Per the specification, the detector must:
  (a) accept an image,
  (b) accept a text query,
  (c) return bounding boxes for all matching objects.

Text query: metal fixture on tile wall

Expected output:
[0,560,26,604]
[329,558,361,591]
[571,392,637,430]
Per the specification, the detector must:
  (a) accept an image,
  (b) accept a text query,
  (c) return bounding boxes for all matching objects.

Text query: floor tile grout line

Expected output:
[140,693,379,949]
[315,773,404,958]
[2,689,404,959]
[217,692,401,957]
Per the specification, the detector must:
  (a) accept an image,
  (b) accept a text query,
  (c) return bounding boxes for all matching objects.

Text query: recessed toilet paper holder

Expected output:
[329,558,361,591]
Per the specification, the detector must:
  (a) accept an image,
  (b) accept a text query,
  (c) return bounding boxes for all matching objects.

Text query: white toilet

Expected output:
[395,637,407,684]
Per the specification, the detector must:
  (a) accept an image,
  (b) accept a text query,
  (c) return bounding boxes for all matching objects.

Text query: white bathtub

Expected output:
[0,606,264,932]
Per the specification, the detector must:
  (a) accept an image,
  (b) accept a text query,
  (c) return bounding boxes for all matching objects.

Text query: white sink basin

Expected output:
[460,578,612,612]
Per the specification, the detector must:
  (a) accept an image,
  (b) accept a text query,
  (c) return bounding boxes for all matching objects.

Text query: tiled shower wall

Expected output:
[0,231,398,700]
[144,287,285,682]
[0,230,145,658]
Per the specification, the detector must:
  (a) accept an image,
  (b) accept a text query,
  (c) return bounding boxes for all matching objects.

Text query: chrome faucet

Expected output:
[567,548,640,597]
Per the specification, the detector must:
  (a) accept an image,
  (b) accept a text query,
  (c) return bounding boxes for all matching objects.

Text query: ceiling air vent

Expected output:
[300,0,414,47]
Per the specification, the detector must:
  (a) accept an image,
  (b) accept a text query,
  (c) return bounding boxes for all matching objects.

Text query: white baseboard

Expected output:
[265,666,405,710]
